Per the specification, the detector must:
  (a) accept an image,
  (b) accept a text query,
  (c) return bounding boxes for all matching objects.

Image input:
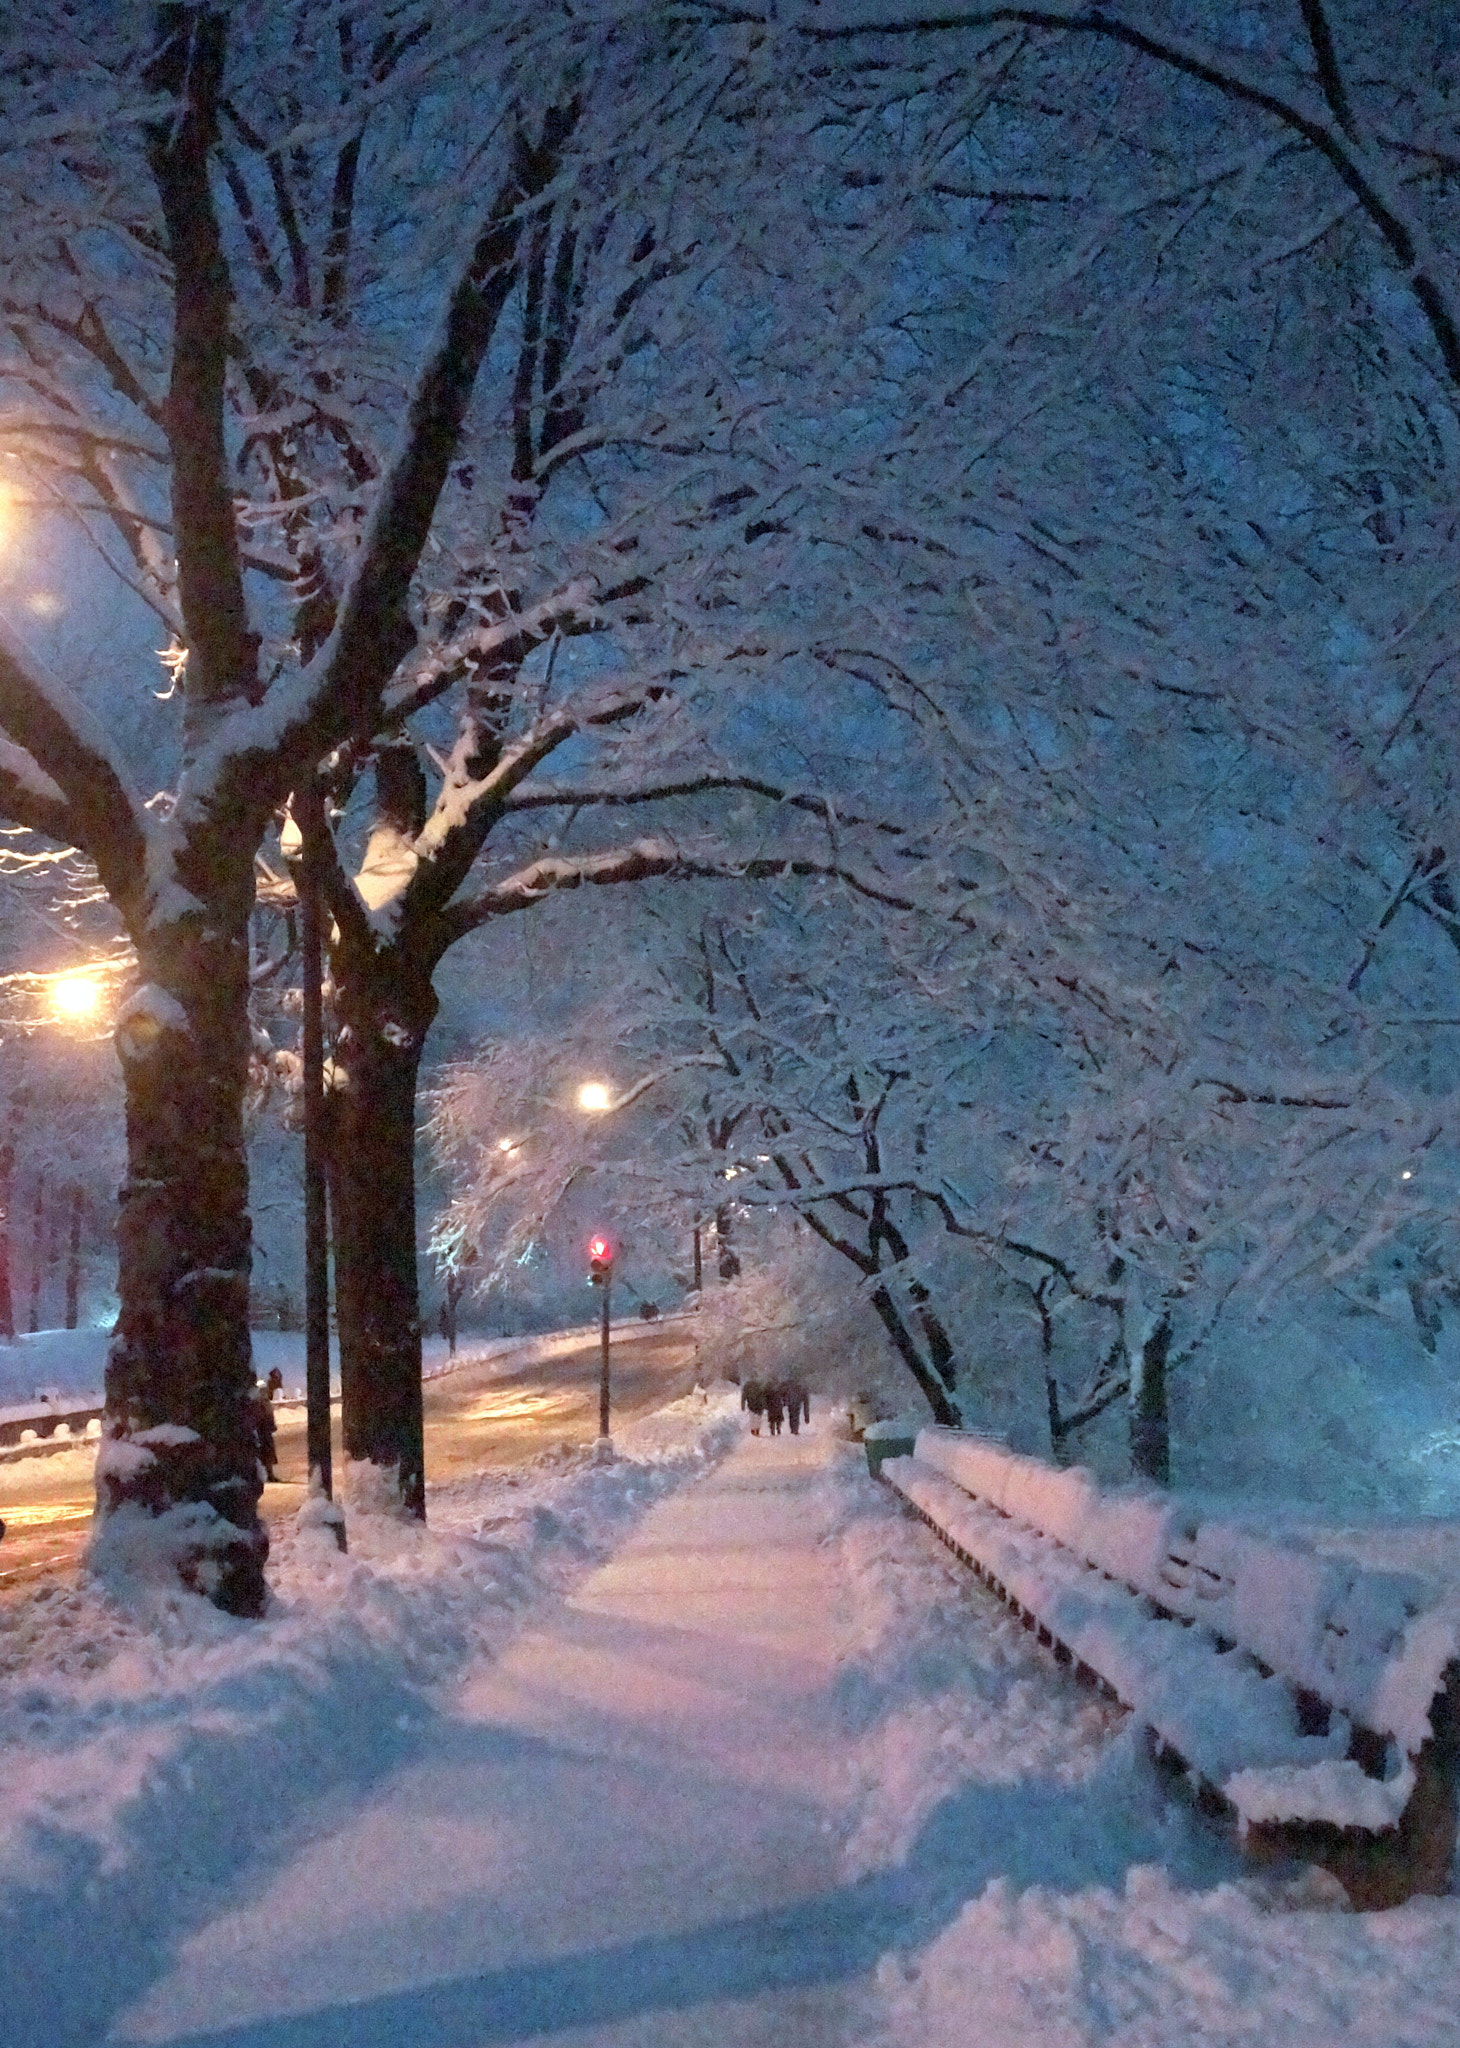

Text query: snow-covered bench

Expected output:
[0,1394,104,1452]
[881,1428,1460,1903]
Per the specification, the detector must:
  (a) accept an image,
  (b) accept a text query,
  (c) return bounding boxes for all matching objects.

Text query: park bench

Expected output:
[0,1394,104,1453]
[880,1426,1460,1906]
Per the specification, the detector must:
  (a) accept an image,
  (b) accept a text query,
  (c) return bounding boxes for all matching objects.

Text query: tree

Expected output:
[0,3,598,1608]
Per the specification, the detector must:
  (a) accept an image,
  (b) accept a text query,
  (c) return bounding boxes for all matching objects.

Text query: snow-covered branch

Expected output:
[0,620,148,907]
[799,2,1460,385]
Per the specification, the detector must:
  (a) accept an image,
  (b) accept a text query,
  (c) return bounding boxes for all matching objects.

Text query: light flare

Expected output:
[49,973,105,1023]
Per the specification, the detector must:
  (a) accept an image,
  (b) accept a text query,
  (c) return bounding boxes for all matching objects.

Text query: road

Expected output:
[0,1317,699,1600]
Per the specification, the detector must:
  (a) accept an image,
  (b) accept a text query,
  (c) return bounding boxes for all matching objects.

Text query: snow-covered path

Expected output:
[110,1429,875,2047]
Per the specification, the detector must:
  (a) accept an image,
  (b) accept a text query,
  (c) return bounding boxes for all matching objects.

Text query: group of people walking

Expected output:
[739,1375,810,1437]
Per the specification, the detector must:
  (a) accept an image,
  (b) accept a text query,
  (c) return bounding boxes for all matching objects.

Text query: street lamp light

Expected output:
[577,1081,612,1112]
[48,973,104,1025]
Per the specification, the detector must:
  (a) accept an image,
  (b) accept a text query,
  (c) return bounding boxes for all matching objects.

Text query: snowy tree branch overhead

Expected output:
[795,1,1460,387]
[0,622,147,910]
[190,102,581,826]
[433,840,956,952]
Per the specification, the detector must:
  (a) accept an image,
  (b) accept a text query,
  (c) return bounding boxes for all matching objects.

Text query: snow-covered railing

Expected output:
[881,1427,1460,1900]
[0,1394,104,1451]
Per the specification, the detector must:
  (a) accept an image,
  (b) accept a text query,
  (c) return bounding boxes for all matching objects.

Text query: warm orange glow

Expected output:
[49,973,104,1023]
[577,1081,612,1112]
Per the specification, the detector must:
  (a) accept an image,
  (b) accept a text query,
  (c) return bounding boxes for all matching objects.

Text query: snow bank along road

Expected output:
[3,1401,1459,2046]
[0,1320,697,1598]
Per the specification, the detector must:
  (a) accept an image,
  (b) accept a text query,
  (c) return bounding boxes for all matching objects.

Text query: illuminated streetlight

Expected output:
[577,1081,613,1112]
[48,973,104,1024]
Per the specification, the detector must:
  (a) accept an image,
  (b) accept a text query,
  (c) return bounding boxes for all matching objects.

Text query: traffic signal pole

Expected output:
[589,1236,614,1442]
[598,1272,611,1439]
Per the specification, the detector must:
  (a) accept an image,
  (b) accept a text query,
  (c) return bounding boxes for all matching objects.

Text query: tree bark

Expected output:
[27,1169,45,1333]
[99,915,267,1615]
[869,1282,961,1425]
[328,964,437,1517]
[1130,1310,1173,1485]
[65,1184,83,1330]
[0,1137,15,1341]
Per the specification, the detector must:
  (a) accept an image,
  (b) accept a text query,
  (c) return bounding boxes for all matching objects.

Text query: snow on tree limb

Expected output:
[0,735,74,846]
[182,101,582,828]
[797,1,1460,386]
[0,619,148,907]
[432,838,938,952]
[143,6,261,755]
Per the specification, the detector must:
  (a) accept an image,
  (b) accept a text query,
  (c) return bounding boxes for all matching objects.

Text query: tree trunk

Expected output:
[869,1282,961,1426]
[27,1169,45,1333]
[0,1137,16,1341]
[1130,1311,1172,1485]
[328,970,436,1517]
[714,1203,741,1280]
[65,1184,83,1330]
[97,919,266,1617]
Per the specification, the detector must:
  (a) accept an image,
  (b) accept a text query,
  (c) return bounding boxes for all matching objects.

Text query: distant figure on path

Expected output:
[253,1371,280,1481]
[765,1383,786,1437]
[741,1377,768,1435]
[439,1267,466,1356]
[782,1378,810,1435]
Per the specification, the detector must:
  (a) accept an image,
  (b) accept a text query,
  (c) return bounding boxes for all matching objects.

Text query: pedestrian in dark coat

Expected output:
[765,1382,786,1437]
[782,1377,810,1435]
[253,1374,279,1481]
[741,1377,768,1435]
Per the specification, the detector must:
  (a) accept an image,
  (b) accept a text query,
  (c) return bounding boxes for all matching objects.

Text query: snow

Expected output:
[92,1434,159,1483]
[0,1388,742,2048]
[910,1427,1460,1774]
[884,1455,1361,1820]
[0,1328,109,1406]
[114,982,190,1057]
[1,1404,1458,2046]
[833,1447,1460,2048]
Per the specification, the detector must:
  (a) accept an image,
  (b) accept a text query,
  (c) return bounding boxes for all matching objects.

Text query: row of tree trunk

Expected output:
[0,1150,88,1341]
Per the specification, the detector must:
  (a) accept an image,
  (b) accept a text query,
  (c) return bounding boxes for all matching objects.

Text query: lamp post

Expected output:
[286,785,345,1548]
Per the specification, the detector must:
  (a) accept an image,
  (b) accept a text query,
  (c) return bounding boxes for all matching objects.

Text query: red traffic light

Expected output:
[589,1236,610,1261]
[589,1234,614,1284]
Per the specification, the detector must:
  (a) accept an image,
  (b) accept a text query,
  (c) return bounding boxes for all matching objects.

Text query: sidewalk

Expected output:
[111,1427,872,2047]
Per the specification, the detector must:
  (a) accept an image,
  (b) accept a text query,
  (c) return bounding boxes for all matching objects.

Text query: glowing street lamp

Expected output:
[48,973,105,1025]
[577,1080,613,1113]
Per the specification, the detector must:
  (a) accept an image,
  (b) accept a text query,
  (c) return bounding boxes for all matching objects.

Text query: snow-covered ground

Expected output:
[0,1389,741,2048]
[0,1327,549,1411]
[828,1451,1460,2048]
[2,1405,1458,2047]
[0,1327,111,1404]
